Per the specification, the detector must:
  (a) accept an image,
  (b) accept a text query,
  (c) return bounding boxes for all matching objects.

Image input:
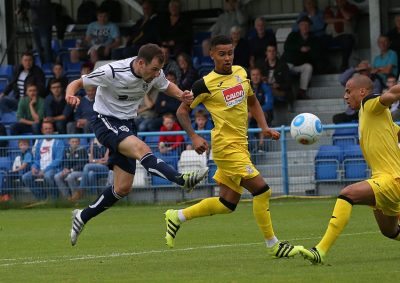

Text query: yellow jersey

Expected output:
[359,95,400,178]
[190,65,253,153]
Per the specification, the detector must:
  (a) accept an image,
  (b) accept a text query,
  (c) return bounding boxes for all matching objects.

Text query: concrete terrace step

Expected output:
[310,74,342,87]
[294,98,347,113]
[306,86,344,99]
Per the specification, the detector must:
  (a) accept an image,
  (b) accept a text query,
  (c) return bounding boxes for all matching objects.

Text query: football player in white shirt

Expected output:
[66,43,208,246]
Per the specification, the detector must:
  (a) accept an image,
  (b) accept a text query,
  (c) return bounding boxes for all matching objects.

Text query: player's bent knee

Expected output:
[114,185,132,197]
[219,197,237,212]
[338,187,355,203]
[252,184,270,197]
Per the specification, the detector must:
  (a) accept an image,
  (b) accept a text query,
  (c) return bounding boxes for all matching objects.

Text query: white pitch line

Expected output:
[0,231,378,267]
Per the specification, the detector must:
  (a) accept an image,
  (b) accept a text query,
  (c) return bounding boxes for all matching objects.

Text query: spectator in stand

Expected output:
[0,51,45,115]
[148,71,181,131]
[256,44,294,111]
[188,109,213,147]
[54,137,88,201]
[293,0,326,37]
[135,89,158,132]
[80,138,110,195]
[158,113,185,155]
[193,38,214,69]
[0,139,32,202]
[46,62,68,94]
[249,67,274,150]
[67,86,96,134]
[230,26,250,68]
[333,60,383,124]
[111,0,160,60]
[11,82,44,135]
[161,45,182,83]
[210,0,248,38]
[387,15,400,71]
[372,35,398,83]
[249,67,274,126]
[44,78,73,134]
[283,16,320,99]
[384,74,400,121]
[22,122,64,200]
[159,0,192,56]
[176,53,198,91]
[324,0,358,71]
[248,17,276,68]
[17,0,53,63]
[72,7,121,63]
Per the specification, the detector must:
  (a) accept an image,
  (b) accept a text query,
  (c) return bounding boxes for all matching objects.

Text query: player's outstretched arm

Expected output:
[165,82,194,105]
[380,84,400,107]
[247,95,280,140]
[65,78,84,107]
[177,102,208,154]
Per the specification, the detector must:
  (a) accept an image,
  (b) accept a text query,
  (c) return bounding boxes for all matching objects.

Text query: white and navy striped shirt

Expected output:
[82,57,170,120]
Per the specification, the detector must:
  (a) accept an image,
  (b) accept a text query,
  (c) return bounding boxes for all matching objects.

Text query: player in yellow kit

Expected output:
[301,74,400,264]
[163,35,303,258]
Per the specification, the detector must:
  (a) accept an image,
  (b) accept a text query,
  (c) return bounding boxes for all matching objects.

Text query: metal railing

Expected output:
[0,123,362,205]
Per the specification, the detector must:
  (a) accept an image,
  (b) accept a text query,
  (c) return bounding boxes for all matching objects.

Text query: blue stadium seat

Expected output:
[0,78,8,92]
[315,145,343,181]
[41,63,54,78]
[332,127,358,148]
[144,135,160,149]
[0,156,11,171]
[193,31,211,45]
[0,111,17,125]
[151,175,173,186]
[0,64,13,81]
[343,145,368,180]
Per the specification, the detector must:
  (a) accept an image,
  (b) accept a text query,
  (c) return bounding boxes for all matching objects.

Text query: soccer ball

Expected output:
[290,113,323,145]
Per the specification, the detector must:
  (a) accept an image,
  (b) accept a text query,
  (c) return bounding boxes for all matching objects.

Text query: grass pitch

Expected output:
[1,198,400,282]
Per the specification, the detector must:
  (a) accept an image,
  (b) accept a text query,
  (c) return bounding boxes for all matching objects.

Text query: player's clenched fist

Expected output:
[262,128,280,140]
[66,95,81,107]
[181,90,194,105]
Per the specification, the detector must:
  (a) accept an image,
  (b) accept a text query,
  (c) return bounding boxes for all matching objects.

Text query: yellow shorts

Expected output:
[212,145,259,194]
[367,174,400,216]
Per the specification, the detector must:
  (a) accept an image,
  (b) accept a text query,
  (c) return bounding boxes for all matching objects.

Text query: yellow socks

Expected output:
[316,196,353,253]
[253,190,275,240]
[182,197,233,220]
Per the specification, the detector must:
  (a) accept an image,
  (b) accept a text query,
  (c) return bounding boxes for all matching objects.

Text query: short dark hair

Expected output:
[210,35,232,48]
[21,51,34,58]
[137,43,164,65]
[49,78,62,87]
[166,71,177,79]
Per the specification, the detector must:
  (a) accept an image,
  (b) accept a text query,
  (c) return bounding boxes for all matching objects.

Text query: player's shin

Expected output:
[252,187,277,246]
[140,152,184,185]
[316,195,353,253]
[80,186,123,223]
[182,197,235,220]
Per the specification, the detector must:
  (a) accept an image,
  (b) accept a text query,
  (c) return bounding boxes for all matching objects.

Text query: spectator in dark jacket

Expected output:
[283,16,321,99]
[256,44,294,110]
[111,0,160,59]
[159,0,192,56]
[0,51,45,115]
[231,26,250,68]
[67,86,96,134]
[44,78,73,134]
[176,53,198,91]
[54,137,88,201]
[249,17,276,68]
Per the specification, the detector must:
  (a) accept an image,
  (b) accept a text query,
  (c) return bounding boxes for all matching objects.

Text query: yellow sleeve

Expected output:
[363,96,387,114]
